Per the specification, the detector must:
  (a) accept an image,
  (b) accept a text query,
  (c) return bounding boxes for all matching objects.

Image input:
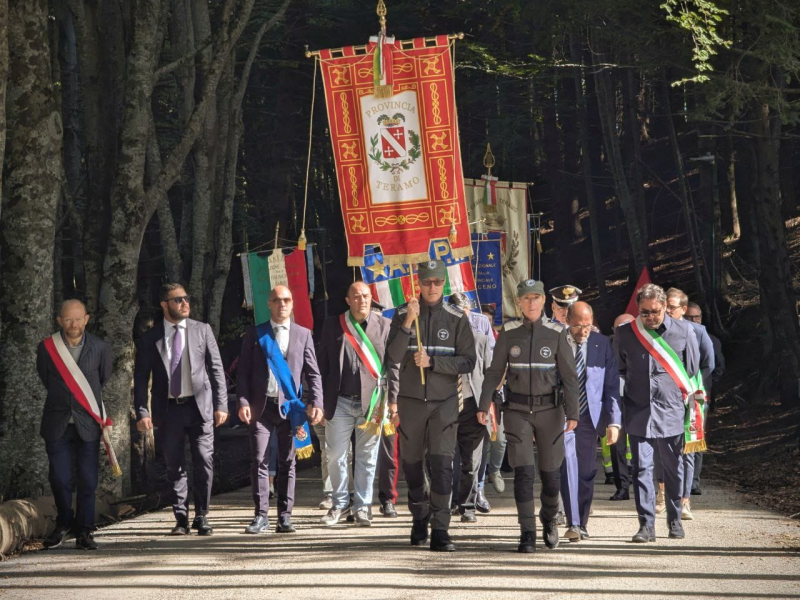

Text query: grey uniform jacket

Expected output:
[616,316,700,438]
[464,332,492,408]
[479,317,581,420]
[385,298,476,402]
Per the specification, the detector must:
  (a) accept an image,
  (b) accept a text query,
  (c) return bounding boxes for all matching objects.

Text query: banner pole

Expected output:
[408,263,426,384]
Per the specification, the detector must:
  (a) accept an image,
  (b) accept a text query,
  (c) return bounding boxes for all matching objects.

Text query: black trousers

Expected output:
[161,399,214,520]
[45,424,99,532]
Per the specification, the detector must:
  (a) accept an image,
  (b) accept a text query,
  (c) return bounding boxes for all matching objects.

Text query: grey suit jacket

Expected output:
[134,318,227,427]
[319,312,396,421]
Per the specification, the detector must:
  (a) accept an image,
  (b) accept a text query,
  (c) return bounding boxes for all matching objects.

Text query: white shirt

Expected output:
[267,320,291,397]
[164,318,193,398]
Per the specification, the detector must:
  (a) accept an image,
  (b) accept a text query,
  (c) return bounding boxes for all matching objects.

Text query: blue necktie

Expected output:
[575,345,588,415]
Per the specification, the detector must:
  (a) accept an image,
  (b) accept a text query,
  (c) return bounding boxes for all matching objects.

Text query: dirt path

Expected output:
[1,469,798,600]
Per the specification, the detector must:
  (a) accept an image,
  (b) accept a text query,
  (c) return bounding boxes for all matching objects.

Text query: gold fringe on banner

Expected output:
[383,421,396,436]
[373,84,394,98]
[296,445,315,460]
[683,440,707,454]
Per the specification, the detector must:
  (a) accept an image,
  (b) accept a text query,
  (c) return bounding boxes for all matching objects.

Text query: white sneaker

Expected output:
[318,494,333,510]
[682,501,694,521]
[489,471,505,494]
[655,488,666,515]
[320,506,350,526]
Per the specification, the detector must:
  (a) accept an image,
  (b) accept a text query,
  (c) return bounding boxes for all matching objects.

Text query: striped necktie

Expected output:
[575,344,588,415]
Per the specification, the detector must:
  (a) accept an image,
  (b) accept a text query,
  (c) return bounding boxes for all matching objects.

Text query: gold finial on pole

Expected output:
[377,0,387,31]
[483,142,496,177]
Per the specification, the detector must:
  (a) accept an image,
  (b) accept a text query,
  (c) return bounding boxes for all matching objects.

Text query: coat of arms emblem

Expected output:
[369,113,421,175]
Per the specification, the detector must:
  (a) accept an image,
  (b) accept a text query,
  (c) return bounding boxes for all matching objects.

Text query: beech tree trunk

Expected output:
[0,0,64,499]
[0,0,9,250]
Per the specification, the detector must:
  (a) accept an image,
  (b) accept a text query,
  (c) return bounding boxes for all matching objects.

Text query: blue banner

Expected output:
[471,233,503,326]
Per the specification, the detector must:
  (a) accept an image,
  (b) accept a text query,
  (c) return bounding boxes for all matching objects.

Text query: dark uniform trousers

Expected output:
[248,400,296,519]
[504,402,565,532]
[451,399,485,513]
[45,424,100,531]
[397,394,459,530]
[378,430,399,505]
[162,399,214,519]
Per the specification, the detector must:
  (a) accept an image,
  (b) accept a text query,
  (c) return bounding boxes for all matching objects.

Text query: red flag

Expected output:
[284,250,314,330]
[626,267,651,317]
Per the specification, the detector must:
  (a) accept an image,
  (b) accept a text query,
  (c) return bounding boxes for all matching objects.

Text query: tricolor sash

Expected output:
[632,317,707,453]
[256,323,314,459]
[43,334,122,476]
[340,312,393,436]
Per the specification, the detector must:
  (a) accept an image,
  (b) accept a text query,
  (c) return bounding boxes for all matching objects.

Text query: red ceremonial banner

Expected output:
[318,34,471,266]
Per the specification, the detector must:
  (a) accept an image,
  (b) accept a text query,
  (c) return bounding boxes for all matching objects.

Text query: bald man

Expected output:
[560,302,622,541]
[37,299,113,550]
[609,314,634,500]
[318,282,396,526]
[238,285,323,534]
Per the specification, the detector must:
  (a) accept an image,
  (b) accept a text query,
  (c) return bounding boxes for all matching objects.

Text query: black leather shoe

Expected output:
[475,491,491,514]
[192,515,213,536]
[604,474,615,485]
[75,530,98,550]
[579,526,590,540]
[275,517,296,533]
[410,517,429,546]
[541,519,559,549]
[170,517,189,536]
[244,515,269,534]
[379,501,398,518]
[690,485,702,496]
[632,525,656,543]
[668,520,685,539]
[43,525,73,549]
[609,488,630,501]
[460,510,477,523]
[430,529,455,552]
[518,530,536,553]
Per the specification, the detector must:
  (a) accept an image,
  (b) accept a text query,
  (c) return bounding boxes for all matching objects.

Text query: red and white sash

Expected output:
[43,334,122,476]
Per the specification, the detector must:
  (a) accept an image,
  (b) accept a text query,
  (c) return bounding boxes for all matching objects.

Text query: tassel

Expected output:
[373,84,394,98]
[490,432,497,442]
[297,229,307,251]
[536,237,543,254]
[296,444,314,460]
[103,427,123,477]
[383,421,396,436]
[683,440,707,454]
[448,222,457,244]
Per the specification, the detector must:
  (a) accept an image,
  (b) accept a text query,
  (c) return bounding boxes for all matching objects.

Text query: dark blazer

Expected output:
[36,332,113,442]
[583,331,622,433]
[318,312,395,421]
[133,318,227,428]
[237,321,323,421]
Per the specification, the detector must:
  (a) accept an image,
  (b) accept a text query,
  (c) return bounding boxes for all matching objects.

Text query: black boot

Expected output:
[430,529,455,552]
[541,517,560,549]
[410,516,429,546]
[518,530,536,553]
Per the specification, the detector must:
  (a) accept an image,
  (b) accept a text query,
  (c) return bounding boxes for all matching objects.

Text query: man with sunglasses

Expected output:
[385,260,476,552]
[134,283,228,536]
[477,279,580,553]
[616,283,700,543]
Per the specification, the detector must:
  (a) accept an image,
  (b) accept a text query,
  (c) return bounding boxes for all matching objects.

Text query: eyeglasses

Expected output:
[665,305,683,312]
[685,314,702,322]
[167,296,191,305]
[271,297,292,304]
[639,308,663,317]
[569,324,592,331]
[420,279,445,287]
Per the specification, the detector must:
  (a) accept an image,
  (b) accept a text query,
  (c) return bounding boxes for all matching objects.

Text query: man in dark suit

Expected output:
[318,282,395,526]
[134,283,228,536]
[237,285,324,534]
[617,283,700,543]
[560,302,622,541]
[37,299,113,550]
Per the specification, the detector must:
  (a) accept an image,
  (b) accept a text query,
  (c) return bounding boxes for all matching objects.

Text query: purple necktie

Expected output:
[170,324,183,398]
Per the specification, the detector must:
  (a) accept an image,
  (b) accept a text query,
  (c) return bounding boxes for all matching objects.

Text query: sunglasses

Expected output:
[420,279,445,287]
[639,308,663,317]
[167,296,191,305]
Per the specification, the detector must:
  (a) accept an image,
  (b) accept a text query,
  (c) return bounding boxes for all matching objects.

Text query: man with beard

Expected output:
[134,283,228,536]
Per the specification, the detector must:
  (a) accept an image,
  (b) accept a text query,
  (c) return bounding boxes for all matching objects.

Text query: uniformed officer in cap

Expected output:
[477,279,580,553]
[545,285,583,329]
[385,260,477,552]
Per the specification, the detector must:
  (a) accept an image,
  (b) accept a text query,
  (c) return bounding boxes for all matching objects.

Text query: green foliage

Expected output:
[660,0,732,85]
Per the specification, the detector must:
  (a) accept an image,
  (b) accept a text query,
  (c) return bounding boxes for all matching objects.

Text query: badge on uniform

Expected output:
[526,279,535,287]
[428,261,437,269]
[540,347,552,358]
[437,328,449,340]
[510,345,521,357]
